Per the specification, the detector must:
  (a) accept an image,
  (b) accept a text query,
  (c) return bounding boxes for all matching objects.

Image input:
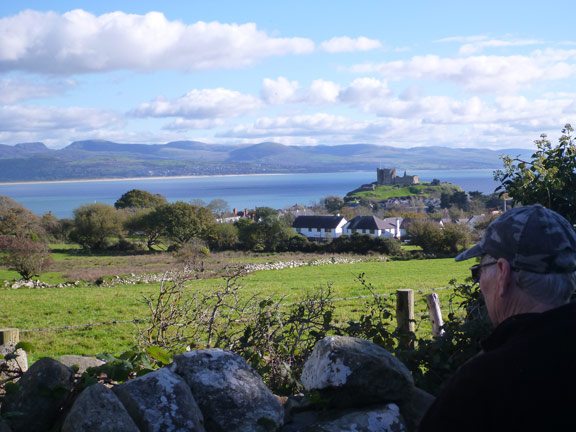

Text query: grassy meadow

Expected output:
[0,246,472,362]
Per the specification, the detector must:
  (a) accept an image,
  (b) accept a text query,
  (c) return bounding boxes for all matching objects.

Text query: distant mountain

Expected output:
[0,140,534,182]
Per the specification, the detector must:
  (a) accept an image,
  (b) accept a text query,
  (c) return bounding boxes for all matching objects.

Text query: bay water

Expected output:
[0,169,500,218]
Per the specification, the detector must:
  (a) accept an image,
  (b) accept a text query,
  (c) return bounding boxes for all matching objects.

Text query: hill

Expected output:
[0,140,533,182]
[346,182,462,202]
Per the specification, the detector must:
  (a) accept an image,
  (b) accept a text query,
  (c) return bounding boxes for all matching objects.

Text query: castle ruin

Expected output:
[377,168,419,186]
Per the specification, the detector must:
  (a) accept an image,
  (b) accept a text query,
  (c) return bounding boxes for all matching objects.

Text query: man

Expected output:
[419,204,576,431]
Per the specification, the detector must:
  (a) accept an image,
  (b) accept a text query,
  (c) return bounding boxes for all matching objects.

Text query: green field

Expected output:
[0,254,471,362]
[346,182,462,201]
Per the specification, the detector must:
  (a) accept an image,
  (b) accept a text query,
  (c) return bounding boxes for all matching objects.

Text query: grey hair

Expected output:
[513,270,576,306]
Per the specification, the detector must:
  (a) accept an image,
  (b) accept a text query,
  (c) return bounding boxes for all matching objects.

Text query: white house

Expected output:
[292,215,347,241]
[343,216,404,239]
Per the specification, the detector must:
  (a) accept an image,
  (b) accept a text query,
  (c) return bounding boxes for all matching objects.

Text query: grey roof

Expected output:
[292,215,346,229]
[346,216,391,230]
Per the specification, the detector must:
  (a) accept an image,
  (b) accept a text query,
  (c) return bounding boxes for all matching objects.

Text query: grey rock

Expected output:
[309,404,406,432]
[0,344,28,379]
[172,349,284,432]
[301,336,414,408]
[62,383,140,432]
[400,387,435,432]
[114,367,205,432]
[1,357,74,432]
[57,355,105,374]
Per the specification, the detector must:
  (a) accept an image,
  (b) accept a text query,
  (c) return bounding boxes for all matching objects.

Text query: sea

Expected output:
[0,169,500,219]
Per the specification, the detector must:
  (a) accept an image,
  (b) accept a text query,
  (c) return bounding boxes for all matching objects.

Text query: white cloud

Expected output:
[0,10,315,74]
[351,53,576,93]
[260,77,390,107]
[307,79,341,104]
[163,118,226,130]
[0,78,76,104]
[459,38,541,55]
[261,77,299,104]
[131,88,262,119]
[435,35,488,44]
[220,113,363,138]
[0,105,121,132]
[339,78,391,103]
[320,36,382,53]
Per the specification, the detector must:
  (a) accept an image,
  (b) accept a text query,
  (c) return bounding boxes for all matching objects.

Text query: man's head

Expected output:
[456,205,576,324]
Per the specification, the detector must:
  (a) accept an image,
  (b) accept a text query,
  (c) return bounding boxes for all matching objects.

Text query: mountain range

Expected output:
[0,140,533,182]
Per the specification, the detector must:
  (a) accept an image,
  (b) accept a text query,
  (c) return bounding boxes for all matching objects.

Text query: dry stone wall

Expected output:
[0,336,434,432]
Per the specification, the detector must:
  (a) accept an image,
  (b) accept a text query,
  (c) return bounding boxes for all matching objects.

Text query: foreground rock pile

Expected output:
[0,336,433,432]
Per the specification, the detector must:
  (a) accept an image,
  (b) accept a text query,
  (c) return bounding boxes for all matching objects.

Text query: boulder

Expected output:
[57,355,105,374]
[172,349,284,432]
[400,387,435,432]
[62,383,140,432]
[307,404,406,432]
[301,336,414,408]
[1,357,74,432]
[113,367,205,432]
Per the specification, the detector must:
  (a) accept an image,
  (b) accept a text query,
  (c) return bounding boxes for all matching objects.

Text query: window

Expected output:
[326,228,332,233]
[370,229,374,234]
[296,228,301,233]
[317,228,321,232]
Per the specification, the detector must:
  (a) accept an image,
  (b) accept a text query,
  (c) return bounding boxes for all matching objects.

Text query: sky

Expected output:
[1,1,575,150]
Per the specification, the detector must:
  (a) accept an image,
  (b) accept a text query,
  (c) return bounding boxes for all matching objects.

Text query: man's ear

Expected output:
[497,258,513,297]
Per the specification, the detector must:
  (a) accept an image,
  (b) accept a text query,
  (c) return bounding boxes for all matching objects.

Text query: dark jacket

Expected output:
[419,302,576,431]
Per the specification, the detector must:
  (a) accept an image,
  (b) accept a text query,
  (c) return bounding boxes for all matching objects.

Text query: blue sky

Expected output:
[1,1,575,149]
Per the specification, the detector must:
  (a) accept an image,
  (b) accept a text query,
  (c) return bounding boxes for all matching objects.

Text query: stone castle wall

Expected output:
[377,168,419,186]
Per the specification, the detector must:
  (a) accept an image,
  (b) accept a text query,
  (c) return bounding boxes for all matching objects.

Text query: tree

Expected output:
[495,124,576,223]
[124,210,164,251]
[441,223,471,254]
[114,189,167,210]
[70,203,125,249]
[0,196,42,238]
[321,196,345,214]
[406,219,444,254]
[207,199,230,216]
[206,223,239,251]
[154,202,215,247]
[0,235,52,280]
[254,207,279,221]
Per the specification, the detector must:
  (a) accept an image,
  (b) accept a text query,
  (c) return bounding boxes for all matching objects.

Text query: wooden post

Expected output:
[396,289,415,349]
[0,328,19,345]
[426,293,445,338]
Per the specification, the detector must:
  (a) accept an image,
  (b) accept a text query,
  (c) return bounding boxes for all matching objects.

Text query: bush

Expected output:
[0,235,52,280]
[70,203,125,250]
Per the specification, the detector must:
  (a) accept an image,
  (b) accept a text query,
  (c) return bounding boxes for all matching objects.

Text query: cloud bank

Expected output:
[0,10,315,74]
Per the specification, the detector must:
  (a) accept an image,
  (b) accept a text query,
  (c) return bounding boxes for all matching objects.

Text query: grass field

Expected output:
[346,183,461,201]
[0,251,472,362]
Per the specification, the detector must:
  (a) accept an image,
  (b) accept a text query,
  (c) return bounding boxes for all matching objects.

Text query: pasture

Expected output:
[0,249,472,362]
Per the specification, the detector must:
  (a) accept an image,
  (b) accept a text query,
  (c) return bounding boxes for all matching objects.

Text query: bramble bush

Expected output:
[137,265,489,395]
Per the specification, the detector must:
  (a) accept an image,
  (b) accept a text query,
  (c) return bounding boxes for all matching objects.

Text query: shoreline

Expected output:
[0,173,293,186]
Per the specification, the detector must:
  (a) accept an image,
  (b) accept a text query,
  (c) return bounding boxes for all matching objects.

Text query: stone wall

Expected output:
[0,336,434,432]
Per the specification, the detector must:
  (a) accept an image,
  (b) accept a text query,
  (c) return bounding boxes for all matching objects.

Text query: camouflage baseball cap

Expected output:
[455,204,576,273]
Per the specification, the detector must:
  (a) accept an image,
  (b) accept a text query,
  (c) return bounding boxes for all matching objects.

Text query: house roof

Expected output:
[292,215,347,229]
[346,216,391,230]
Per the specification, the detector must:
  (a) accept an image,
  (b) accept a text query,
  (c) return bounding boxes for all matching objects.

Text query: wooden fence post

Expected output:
[0,328,19,345]
[426,293,445,337]
[396,289,415,349]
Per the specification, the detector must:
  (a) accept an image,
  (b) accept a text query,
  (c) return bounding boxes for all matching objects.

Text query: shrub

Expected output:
[0,235,52,280]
